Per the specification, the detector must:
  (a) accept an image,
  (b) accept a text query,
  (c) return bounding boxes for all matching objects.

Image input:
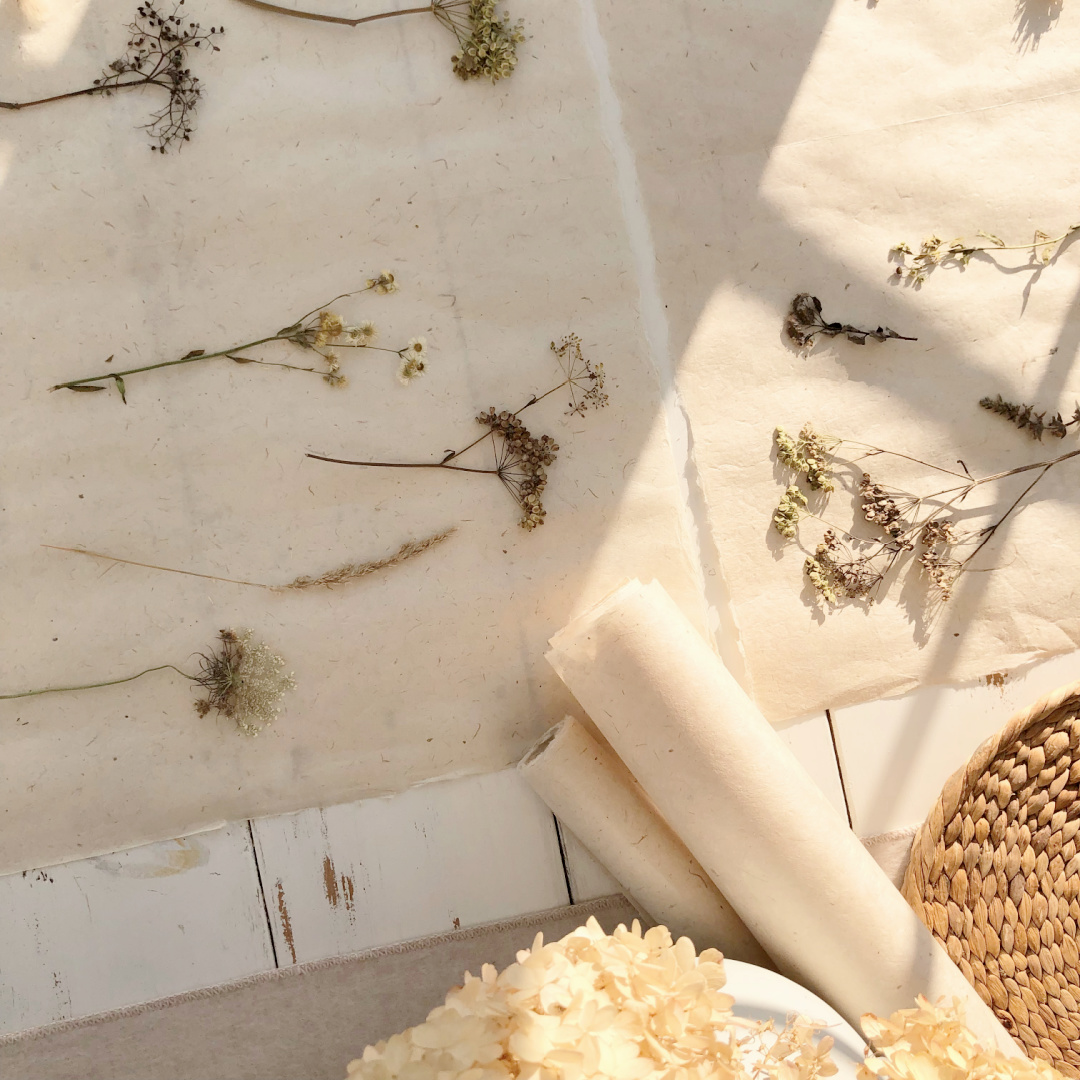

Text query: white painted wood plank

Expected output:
[830,649,1080,837]
[774,712,849,823]
[0,822,274,1036]
[252,769,570,965]
[556,824,622,904]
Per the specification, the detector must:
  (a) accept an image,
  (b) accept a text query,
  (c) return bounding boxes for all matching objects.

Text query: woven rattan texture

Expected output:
[902,680,1080,1074]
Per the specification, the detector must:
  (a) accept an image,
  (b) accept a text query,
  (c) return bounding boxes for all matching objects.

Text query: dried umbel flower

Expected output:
[774,484,807,539]
[192,629,295,736]
[0,1,224,152]
[980,394,1079,441]
[475,408,559,529]
[231,0,525,85]
[859,474,910,544]
[50,277,422,401]
[785,294,915,350]
[0,627,294,737]
[892,224,1080,286]
[858,996,1064,1080]
[775,425,836,492]
[804,531,883,606]
[347,917,840,1080]
[308,334,608,532]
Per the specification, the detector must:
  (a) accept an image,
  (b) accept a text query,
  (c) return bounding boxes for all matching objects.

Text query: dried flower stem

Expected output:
[49,275,415,401]
[892,225,1080,284]
[308,335,607,529]
[232,0,524,82]
[43,528,455,589]
[0,1,223,152]
[0,664,195,701]
[773,421,1080,607]
[785,293,916,349]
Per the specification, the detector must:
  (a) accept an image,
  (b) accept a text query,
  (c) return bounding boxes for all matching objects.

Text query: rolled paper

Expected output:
[546,579,1019,1056]
[519,717,772,967]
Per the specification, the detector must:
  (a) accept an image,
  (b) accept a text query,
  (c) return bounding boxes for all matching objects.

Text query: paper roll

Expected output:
[546,579,1018,1055]
[519,717,772,966]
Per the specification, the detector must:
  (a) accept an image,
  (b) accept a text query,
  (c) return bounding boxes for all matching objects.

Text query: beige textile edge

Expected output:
[0,895,644,1080]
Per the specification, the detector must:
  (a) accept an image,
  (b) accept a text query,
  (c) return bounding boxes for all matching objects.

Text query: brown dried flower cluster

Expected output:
[476,408,559,530]
[307,334,608,532]
[347,917,840,1080]
[192,629,295,736]
[859,996,1066,1080]
[0,1,224,152]
[769,418,1080,613]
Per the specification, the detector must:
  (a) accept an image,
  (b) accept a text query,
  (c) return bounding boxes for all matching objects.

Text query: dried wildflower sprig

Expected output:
[348,916,841,1080]
[43,528,454,589]
[0,1,223,152]
[892,225,1080,285]
[0,628,294,735]
[785,294,916,349]
[232,0,524,83]
[308,334,607,530]
[980,393,1080,441]
[48,274,419,402]
[859,996,1063,1080]
[773,423,1080,608]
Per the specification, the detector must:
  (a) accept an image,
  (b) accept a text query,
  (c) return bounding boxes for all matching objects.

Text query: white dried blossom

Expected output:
[346,918,838,1080]
[859,997,1065,1080]
[346,321,378,344]
[368,271,397,294]
[193,628,296,736]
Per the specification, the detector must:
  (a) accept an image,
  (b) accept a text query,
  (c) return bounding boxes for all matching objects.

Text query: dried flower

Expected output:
[191,629,295,736]
[51,278,417,400]
[785,294,915,349]
[0,1,224,152]
[45,529,455,590]
[859,996,1063,1080]
[476,407,558,529]
[774,484,808,538]
[859,474,910,544]
[308,335,607,532]
[980,394,1078,441]
[367,271,397,294]
[805,531,883,606]
[775,425,836,492]
[891,225,1080,286]
[0,626,294,737]
[347,917,839,1080]
[232,0,525,85]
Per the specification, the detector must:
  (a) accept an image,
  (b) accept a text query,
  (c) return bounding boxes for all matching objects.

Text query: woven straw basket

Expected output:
[902,680,1080,1074]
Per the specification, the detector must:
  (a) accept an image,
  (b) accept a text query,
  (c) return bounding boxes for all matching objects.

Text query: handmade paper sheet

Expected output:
[589,0,1080,719]
[548,579,1019,1054]
[0,0,705,872]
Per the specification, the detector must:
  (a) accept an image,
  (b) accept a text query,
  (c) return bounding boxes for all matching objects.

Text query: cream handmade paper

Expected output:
[589,0,1080,720]
[0,0,705,872]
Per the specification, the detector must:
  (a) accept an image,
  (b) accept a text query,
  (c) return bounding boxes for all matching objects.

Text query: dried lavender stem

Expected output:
[0,664,194,701]
[42,545,268,588]
[230,0,443,26]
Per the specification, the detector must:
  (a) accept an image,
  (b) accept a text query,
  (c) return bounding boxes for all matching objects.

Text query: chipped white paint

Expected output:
[251,769,570,965]
[830,650,1080,837]
[0,822,274,1036]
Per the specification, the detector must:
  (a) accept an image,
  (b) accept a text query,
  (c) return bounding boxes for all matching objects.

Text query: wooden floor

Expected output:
[2,648,1078,1036]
